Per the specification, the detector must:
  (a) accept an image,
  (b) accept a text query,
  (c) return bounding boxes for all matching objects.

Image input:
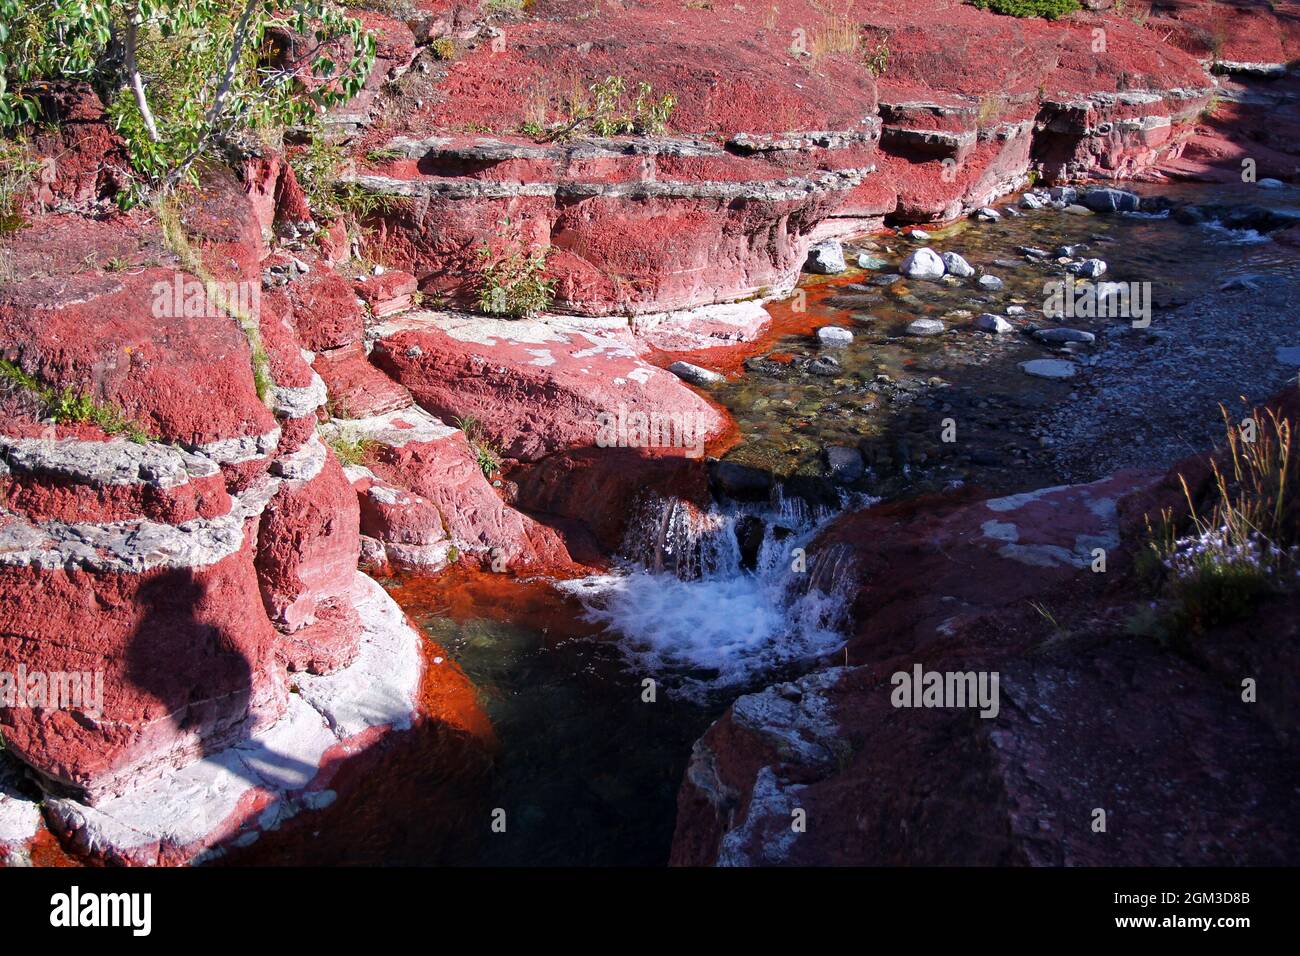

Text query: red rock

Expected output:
[353,270,418,317]
[0,528,286,803]
[347,467,452,571]
[255,447,361,635]
[0,216,278,453]
[370,313,728,461]
[25,83,129,209]
[671,642,1300,865]
[671,464,1300,866]
[312,343,413,419]
[278,264,366,352]
[325,406,572,569]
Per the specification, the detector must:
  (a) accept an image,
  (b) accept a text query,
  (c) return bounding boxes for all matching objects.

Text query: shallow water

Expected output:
[709,182,1300,496]
[371,182,1300,865]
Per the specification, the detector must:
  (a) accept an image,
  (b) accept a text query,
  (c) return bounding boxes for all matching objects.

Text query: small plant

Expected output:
[810,16,859,63]
[429,37,456,60]
[0,138,38,233]
[1141,402,1297,634]
[323,426,378,466]
[0,359,153,442]
[968,0,1080,19]
[475,242,555,319]
[453,415,503,478]
[483,0,526,12]
[365,146,405,163]
[547,75,676,140]
[865,41,890,77]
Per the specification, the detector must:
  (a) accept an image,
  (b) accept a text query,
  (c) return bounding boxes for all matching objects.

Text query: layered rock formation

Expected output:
[1,0,1297,868]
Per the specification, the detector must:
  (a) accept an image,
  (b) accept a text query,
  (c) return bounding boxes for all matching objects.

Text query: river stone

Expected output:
[905,318,945,337]
[1048,186,1079,203]
[1021,192,1048,209]
[1257,178,1285,189]
[817,326,854,347]
[1068,258,1107,278]
[808,355,841,376]
[1020,358,1077,379]
[977,274,1004,291]
[825,445,865,482]
[941,251,975,277]
[710,460,773,499]
[907,229,930,241]
[1083,188,1141,213]
[900,247,946,279]
[856,253,888,270]
[1035,328,1096,344]
[667,361,725,386]
[975,207,1001,221]
[1064,204,1093,216]
[805,239,846,274]
[975,313,1012,333]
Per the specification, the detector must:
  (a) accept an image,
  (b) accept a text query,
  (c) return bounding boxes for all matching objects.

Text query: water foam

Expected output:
[556,493,857,699]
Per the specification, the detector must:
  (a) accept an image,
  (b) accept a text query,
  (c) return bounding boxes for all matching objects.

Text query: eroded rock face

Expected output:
[370,312,727,462]
[336,0,1234,310]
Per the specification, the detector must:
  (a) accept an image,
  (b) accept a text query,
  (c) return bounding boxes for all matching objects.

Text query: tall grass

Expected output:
[1142,402,1297,633]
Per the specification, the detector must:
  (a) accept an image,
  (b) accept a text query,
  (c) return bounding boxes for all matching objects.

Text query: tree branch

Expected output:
[124,3,160,142]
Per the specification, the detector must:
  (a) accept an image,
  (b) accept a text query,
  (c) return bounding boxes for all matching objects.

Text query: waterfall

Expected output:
[556,487,860,699]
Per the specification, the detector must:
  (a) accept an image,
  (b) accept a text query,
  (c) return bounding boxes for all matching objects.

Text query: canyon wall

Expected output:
[1,0,1297,865]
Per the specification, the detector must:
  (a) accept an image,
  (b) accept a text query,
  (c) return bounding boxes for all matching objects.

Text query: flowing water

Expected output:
[269,182,1300,866]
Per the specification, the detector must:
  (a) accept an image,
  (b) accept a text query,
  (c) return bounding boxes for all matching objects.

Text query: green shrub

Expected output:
[0,1,376,192]
[453,415,502,477]
[0,137,38,232]
[322,426,378,466]
[969,0,1080,19]
[474,244,555,319]
[0,359,153,443]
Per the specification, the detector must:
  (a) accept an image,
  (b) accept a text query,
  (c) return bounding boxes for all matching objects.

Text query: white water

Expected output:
[556,492,859,699]
[1200,219,1272,244]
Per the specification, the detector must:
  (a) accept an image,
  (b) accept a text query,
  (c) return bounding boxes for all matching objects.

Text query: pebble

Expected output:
[1020,358,1077,379]
[977,274,1004,291]
[805,239,846,274]
[817,326,854,347]
[905,318,946,337]
[1035,328,1096,344]
[975,313,1012,333]
[1067,258,1107,278]
[825,445,865,481]
[667,361,725,386]
[941,251,975,277]
[900,247,946,279]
